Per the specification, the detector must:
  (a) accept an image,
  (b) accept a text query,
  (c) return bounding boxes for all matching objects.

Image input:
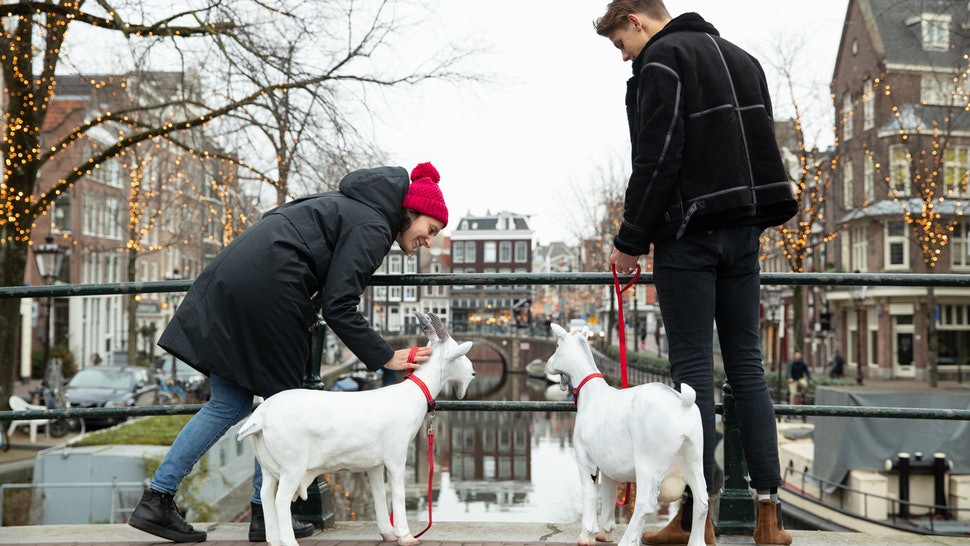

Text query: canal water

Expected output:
[320,350,665,525]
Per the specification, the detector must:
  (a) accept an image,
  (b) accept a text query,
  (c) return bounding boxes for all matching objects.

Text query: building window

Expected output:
[389,254,402,274]
[852,225,867,272]
[53,193,72,233]
[885,220,909,269]
[944,146,970,197]
[499,241,512,262]
[890,145,910,195]
[952,221,970,269]
[404,255,417,274]
[464,241,476,262]
[921,73,958,105]
[515,241,528,263]
[390,286,402,301]
[920,14,951,51]
[375,286,387,299]
[864,154,874,203]
[453,242,464,264]
[862,78,874,130]
[842,93,853,141]
[843,158,853,208]
[484,242,496,263]
[404,286,417,301]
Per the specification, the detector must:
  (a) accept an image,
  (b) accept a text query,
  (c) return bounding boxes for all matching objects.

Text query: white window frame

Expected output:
[389,254,402,274]
[890,145,910,195]
[842,93,853,141]
[864,154,874,203]
[885,220,909,270]
[944,146,970,197]
[464,241,476,262]
[452,242,464,264]
[484,242,497,263]
[862,79,874,130]
[843,159,854,208]
[921,73,956,105]
[404,255,417,274]
[514,241,528,263]
[951,220,970,270]
[852,225,867,272]
[499,241,512,262]
[920,14,951,51]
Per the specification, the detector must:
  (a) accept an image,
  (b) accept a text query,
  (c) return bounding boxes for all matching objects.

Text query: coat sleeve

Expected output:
[614,57,686,256]
[321,222,395,370]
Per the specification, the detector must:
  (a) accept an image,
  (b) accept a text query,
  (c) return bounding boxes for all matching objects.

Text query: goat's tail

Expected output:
[235,411,263,442]
[679,383,696,409]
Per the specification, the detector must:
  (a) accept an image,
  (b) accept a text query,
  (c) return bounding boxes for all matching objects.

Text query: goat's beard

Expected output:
[559,372,570,392]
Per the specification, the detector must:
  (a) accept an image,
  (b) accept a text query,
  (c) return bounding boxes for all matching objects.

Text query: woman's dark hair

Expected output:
[397,208,419,235]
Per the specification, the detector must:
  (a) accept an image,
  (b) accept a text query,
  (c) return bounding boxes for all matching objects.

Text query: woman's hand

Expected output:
[385,346,433,371]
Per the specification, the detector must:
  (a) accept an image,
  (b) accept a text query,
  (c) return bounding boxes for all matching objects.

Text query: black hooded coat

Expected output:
[158,167,406,397]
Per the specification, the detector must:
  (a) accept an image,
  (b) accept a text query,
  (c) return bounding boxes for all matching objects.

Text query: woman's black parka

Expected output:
[159,167,406,397]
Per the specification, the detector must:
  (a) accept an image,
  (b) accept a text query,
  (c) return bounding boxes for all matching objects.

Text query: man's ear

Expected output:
[627,13,644,31]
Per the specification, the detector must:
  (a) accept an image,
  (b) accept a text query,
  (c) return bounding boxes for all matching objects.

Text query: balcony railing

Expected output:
[2,272,970,534]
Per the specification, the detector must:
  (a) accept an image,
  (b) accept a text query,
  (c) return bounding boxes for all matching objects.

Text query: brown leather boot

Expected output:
[641,494,716,545]
[753,499,792,545]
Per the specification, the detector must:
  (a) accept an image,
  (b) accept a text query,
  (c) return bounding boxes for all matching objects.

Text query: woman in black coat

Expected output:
[129,163,449,543]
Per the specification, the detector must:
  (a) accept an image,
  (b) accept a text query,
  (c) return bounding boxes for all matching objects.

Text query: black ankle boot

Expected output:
[249,501,315,542]
[128,488,207,543]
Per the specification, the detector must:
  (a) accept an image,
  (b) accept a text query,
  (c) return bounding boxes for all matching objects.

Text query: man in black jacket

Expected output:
[596,1,797,545]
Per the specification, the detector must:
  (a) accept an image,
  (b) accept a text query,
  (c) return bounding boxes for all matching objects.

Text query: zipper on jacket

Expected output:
[676,201,703,239]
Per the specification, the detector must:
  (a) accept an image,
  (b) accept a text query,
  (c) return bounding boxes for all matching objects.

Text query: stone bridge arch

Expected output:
[387,334,557,372]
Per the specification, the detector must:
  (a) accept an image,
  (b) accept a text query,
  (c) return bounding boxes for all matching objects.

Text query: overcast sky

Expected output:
[365,0,850,245]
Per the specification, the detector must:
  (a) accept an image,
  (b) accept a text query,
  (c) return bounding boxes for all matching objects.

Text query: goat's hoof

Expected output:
[595,530,613,542]
[578,535,596,546]
[397,535,418,546]
[381,533,397,542]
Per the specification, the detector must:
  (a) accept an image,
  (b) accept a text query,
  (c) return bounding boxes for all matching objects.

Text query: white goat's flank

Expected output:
[237,312,476,546]
[545,323,708,546]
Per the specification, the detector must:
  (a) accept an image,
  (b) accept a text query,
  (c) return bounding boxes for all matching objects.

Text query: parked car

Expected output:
[64,366,158,428]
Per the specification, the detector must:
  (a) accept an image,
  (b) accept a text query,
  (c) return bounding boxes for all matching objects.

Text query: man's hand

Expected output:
[385,347,432,371]
[609,247,640,273]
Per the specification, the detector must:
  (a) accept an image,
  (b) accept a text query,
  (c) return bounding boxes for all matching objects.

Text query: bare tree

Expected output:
[0,1,475,404]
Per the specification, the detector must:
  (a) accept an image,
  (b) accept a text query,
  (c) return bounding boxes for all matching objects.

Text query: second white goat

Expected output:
[237,312,476,546]
[545,323,707,546]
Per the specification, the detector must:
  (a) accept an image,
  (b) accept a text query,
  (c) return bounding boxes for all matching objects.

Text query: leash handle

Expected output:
[611,264,641,389]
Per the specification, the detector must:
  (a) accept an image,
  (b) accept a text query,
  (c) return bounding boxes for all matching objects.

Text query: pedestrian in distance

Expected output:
[787,351,812,405]
[828,350,846,379]
[596,1,798,544]
[128,163,450,543]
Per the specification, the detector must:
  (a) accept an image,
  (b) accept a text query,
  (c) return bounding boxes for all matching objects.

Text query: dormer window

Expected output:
[920,13,951,50]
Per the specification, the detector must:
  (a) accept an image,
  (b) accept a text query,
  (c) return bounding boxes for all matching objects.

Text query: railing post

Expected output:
[717,382,755,534]
[292,310,335,528]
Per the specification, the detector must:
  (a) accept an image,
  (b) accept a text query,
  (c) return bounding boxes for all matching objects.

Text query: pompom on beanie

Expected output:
[402,162,449,227]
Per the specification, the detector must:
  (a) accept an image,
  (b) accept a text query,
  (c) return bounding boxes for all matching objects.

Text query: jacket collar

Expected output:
[632,12,720,74]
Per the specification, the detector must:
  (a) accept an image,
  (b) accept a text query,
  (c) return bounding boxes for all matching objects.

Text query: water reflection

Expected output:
[321,353,652,524]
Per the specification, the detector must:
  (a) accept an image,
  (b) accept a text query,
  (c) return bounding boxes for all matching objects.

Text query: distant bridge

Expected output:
[386,333,557,372]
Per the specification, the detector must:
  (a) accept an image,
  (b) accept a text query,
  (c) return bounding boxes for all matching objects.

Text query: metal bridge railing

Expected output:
[2,272,970,534]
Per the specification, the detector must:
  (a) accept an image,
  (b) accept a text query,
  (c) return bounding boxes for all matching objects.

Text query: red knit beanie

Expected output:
[402,162,449,227]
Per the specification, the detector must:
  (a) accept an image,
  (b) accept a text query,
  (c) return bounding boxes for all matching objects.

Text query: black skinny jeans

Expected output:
[653,225,782,493]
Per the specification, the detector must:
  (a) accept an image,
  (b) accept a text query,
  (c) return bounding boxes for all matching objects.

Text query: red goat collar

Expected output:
[405,371,436,413]
[572,373,605,406]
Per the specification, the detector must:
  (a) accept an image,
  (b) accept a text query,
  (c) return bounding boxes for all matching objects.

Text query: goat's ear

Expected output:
[445,341,473,361]
[550,323,568,338]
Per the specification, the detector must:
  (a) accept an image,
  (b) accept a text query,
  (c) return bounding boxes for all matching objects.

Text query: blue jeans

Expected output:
[150,374,264,504]
[653,226,782,493]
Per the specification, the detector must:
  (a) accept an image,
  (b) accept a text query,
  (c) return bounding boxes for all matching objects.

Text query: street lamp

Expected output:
[764,285,783,400]
[850,280,868,386]
[33,235,66,385]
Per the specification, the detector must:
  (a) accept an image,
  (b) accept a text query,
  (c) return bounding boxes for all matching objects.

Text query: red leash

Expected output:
[611,264,641,505]
[389,348,434,538]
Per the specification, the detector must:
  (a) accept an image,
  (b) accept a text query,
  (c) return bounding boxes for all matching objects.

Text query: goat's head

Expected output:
[416,312,476,399]
[545,323,598,387]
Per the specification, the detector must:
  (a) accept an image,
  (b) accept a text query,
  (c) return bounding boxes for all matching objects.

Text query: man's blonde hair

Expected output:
[594,0,671,37]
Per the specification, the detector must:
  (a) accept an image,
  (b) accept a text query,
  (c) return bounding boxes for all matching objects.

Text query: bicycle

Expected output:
[155,373,186,405]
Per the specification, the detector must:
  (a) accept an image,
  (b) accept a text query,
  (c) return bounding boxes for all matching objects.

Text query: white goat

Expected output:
[545,323,707,546]
[237,312,476,546]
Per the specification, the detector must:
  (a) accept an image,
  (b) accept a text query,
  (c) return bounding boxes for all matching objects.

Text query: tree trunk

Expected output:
[792,284,804,356]
[927,286,938,388]
[126,248,138,366]
[0,228,30,409]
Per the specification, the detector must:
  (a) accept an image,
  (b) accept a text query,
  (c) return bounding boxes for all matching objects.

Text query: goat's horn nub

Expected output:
[416,312,437,341]
[429,312,449,340]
